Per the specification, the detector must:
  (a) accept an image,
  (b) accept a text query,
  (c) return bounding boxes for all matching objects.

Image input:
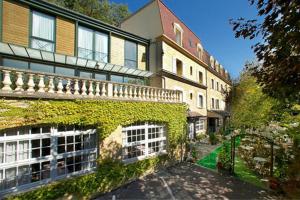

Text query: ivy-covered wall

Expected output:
[0,99,187,199]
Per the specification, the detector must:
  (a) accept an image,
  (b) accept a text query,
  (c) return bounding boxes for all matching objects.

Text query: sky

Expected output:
[112,0,261,78]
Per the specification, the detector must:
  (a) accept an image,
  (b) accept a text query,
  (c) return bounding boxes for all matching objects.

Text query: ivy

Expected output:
[0,99,187,199]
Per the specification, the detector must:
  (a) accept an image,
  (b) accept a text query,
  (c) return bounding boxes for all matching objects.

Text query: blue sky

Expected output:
[112,0,260,78]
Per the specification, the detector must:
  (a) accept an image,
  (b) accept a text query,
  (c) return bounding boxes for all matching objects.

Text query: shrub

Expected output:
[209,132,218,145]
[217,141,232,171]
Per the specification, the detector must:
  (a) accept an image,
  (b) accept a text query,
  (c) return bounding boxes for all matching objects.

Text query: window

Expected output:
[176,59,183,76]
[122,122,166,161]
[198,94,203,108]
[211,98,215,109]
[216,99,220,109]
[175,29,182,46]
[216,82,219,91]
[211,79,214,89]
[78,26,108,62]
[31,63,54,73]
[197,43,203,59]
[195,119,204,132]
[190,92,193,100]
[199,72,203,84]
[190,66,193,76]
[31,11,55,52]
[0,126,97,195]
[55,67,75,76]
[124,40,137,69]
[111,75,145,85]
[221,84,223,92]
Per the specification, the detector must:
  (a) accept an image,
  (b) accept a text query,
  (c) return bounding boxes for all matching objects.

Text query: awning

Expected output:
[0,42,153,78]
[187,111,205,118]
[208,110,230,118]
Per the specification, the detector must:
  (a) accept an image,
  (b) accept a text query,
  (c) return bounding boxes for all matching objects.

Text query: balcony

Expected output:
[0,66,182,103]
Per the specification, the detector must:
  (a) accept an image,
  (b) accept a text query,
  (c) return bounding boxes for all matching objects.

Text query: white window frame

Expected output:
[195,119,205,132]
[197,93,204,108]
[122,122,167,163]
[173,22,183,46]
[0,127,97,195]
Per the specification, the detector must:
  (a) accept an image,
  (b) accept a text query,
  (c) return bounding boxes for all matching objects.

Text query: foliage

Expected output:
[230,0,300,103]
[0,99,187,199]
[230,70,279,128]
[208,132,218,145]
[217,141,231,171]
[45,0,130,26]
[6,155,169,200]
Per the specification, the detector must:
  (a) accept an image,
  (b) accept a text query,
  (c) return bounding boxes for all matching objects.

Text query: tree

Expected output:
[230,63,280,128]
[230,0,300,103]
[45,0,130,27]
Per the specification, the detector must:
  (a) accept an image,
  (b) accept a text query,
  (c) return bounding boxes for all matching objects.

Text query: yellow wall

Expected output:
[206,70,229,110]
[162,42,207,86]
[2,0,29,46]
[163,77,207,116]
[56,17,75,56]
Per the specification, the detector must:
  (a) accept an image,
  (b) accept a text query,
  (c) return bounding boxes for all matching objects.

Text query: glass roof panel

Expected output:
[144,72,153,77]
[132,69,142,76]
[54,54,66,64]
[66,56,77,65]
[103,63,114,71]
[118,67,129,74]
[0,42,14,55]
[138,71,148,77]
[125,68,135,75]
[10,44,28,57]
[111,65,122,72]
[41,51,54,62]
[96,62,106,70]
[27,48,42,59]
[77,58,87,67]
[86,60,97,68]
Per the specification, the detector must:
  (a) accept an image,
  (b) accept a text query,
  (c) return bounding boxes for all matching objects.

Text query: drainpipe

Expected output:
[205,69,208,134]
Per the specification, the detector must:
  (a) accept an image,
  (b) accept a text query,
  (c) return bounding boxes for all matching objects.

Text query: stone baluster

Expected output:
[101,82,107,97]
[15,72,24,92]
[113,84,118,97]
[123,85,128,98]
[107,83,113,97]
[74,79,80,95]
[133,86,137,99]
[88,81,94,97]
[66,79,72,95]
[148,88,152,100]
[119,85,123,98]
[158,89,162,101]
[142,88,146,100]
[57,78,64,94]
[1,70,12,92]
[144,88,148,100]
[48,76,55,93]
[128,86,133,98]
[27,73,35,93]
[37,75,45,93]
[95,82,100,97]
[81,80,87,96]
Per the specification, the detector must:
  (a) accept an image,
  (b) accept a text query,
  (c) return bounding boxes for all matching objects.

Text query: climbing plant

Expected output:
[0,99,187,199]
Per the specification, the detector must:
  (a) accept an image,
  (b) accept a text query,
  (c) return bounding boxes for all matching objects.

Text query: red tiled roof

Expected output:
[157,0,202,59]
[157,0,230,81]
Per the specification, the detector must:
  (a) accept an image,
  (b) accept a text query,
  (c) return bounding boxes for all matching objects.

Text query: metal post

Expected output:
[232,136,236,174]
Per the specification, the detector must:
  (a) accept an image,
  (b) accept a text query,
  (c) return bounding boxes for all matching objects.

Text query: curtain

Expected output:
[32,11,54,41]
[95,32,108,62]
[78,26,93,59]
[6,142,17,163]
[32,11,54,52]
[19,141,29,160]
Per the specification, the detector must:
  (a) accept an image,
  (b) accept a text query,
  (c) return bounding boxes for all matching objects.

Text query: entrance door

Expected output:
[208,118,217,133]
[189,122,194,139]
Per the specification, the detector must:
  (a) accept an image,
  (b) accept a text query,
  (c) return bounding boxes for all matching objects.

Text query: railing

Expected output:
[0,66,183,103]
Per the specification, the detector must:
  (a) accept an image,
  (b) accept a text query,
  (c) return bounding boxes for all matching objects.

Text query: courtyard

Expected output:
[96,162,278,200]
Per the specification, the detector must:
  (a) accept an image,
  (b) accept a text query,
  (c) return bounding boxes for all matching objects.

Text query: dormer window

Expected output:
[197,43,203,59]
[173,22,183,46]
[210,56,215,69]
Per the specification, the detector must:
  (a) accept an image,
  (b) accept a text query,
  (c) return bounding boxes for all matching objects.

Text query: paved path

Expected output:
[96,163,279,200]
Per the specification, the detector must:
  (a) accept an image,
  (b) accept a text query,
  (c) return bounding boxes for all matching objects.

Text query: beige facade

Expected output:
[121,0,231,136]
[2,0,29,46]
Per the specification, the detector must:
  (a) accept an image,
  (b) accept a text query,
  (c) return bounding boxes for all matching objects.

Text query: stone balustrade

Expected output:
[0,66,183,103]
